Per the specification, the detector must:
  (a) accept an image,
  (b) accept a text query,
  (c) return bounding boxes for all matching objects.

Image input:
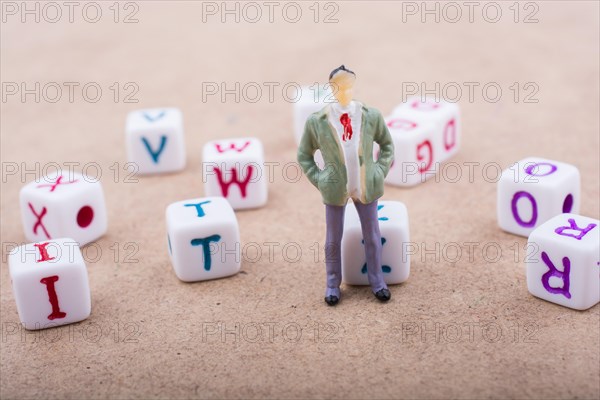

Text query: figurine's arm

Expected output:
[373,111,394,176]
[297,116,321,188]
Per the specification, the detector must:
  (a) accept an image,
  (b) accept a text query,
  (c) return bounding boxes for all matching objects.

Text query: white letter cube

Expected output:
[392,97,461,163]
[202,137,267,210]
[19,171,107,246]
[381,116,438,187]
[498,157,580,237]
[293,84,333,145]
[8,238,91,330]
[166,197,241,282]
[342,201,410,285]
[126,107,186,174]
[526,213,599,310]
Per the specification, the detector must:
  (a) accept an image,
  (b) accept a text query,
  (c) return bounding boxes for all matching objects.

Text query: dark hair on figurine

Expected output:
[329,65,356,81]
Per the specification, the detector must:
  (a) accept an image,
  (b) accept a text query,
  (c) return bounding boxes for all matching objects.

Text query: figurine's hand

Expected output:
[297,116,321,188]
[374,111,394,177]
[304,162,321,188]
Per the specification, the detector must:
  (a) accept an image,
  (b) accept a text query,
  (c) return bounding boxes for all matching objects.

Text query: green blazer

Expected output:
[297,103,394,206]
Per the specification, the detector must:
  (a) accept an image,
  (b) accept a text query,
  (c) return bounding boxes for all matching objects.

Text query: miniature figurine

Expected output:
[297,65,395,305]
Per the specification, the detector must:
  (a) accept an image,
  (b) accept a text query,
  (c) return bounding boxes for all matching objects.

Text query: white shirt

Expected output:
[328,101,362,200]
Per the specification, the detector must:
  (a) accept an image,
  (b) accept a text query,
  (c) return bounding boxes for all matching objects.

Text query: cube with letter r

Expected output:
[526,213,599,310]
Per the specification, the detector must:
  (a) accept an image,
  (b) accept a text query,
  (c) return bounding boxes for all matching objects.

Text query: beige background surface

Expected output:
[1,1,599,399]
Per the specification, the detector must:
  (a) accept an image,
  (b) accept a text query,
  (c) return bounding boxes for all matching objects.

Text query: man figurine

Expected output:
[298,65,395,306]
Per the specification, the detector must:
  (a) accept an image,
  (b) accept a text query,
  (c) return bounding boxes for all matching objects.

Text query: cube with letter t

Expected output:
[166,197,241,282]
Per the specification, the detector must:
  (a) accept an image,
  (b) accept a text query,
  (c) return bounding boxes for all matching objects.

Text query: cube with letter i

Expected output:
[126,107,186,174]
[8,238,91,330]
[166,197,241,282]
[202,137,268,210]
[392,97,461,163]
[380,116,438,187]
[526,213,599,310]
[497,157,580,237]
[20,171,107,246]
[341,201,410,285]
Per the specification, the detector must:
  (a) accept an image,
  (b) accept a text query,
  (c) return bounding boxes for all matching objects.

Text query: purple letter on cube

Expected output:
[540,252,571,299]
[525,162,557,177]
[555,218,597,240]
[511,191,538,227]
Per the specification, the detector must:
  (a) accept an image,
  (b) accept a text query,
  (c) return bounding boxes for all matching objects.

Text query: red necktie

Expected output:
[340,113,353,141]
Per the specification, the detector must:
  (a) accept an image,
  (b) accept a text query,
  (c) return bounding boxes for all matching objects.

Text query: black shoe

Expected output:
[325,295,339,306]
[374,288,391,302]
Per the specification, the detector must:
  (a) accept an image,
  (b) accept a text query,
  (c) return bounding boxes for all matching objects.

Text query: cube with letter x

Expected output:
[126,107,186,174]
[8,238,91,330]
[19,171,107,246]
[166,197,241,282]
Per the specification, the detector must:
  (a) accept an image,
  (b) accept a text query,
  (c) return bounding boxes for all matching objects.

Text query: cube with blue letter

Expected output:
[341,201,410,285]
[126,107,186,174]
[526,213,599,310]
[166,197,240,282]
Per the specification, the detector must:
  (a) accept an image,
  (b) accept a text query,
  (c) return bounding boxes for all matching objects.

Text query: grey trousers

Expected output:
[325,200,387,293]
